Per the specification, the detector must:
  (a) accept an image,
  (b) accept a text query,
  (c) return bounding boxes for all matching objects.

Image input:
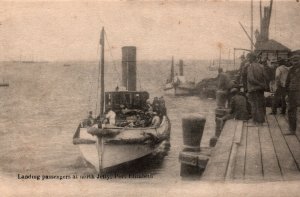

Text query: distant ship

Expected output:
[0,82,9,87]
[164,58,196,96]
[207,60,218,71]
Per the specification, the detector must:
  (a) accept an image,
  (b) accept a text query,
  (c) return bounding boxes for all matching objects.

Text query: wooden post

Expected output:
[210,108,231,147]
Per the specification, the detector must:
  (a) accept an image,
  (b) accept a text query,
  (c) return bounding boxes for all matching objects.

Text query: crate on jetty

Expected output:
[202,110,300,182]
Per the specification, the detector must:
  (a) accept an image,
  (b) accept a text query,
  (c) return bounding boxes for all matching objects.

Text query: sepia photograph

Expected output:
[0,0,299,196]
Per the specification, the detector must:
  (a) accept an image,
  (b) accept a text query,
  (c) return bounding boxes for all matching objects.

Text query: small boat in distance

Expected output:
[164,58,196,96]
[0,82,9,87]
[207,60,218,71]
[73,28,171,174]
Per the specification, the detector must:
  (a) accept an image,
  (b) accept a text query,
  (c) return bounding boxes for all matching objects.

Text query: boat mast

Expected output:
[171,56,174,82]
[99,27,105,115]
[251,0,254,51]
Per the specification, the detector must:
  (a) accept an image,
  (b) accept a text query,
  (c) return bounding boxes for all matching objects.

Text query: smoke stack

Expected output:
[122,46,137,91]
[179,59,184,76]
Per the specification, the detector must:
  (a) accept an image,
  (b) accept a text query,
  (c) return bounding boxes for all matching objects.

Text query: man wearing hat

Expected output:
[229,88,250,120]
[286,54,300,135]
[246,52,270,124]
[271,59,291,115]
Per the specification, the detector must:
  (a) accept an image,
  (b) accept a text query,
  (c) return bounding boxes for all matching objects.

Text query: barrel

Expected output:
[182,114,206,152]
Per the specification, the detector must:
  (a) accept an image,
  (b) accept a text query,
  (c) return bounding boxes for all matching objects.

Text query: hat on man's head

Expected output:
[247,52,257,61]
[230,88,239,94]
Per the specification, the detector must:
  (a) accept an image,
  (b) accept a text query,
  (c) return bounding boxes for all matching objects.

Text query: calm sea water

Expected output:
[0,61,217,183]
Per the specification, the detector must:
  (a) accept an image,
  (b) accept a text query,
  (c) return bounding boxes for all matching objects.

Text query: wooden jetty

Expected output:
[202,109,300,182]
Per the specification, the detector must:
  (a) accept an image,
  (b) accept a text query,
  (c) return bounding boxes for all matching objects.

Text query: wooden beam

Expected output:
[245,126,263,180]
[259,121,282,181]
[266,115,299,180]
[233,122,248,180]
[202,120,238,181]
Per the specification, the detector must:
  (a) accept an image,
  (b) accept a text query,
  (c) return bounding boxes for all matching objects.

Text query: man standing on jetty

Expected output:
[270,59,291,115]
[246,53,270,125]
[285,54,300,135]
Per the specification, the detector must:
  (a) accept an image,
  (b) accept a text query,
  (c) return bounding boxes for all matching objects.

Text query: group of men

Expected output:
[217,51,300,135]
[238,52,300,134]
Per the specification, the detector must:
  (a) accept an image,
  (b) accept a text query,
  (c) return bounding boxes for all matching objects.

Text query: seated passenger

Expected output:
[133,115,146,127]
[217,88,250,129]
[229,88,250,121]
[120,104,140,116]
[159,96,167,116]
[105,107,116,126]
[82,111,94,127]
[152,97,160,113]
[87,111,94,125]
[151,112,161,128]
[144,99,153,113]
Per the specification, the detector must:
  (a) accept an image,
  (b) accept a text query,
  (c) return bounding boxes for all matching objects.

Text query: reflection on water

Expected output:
[0,61,216,182]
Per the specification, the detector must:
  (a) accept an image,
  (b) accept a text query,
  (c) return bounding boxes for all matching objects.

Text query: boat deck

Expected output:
[202,108,300,182]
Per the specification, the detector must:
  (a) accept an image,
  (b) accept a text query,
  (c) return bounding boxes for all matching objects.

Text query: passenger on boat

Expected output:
[152,97,160,113]
[133,114,146,127]
[81,111,94,127]
[105,107,116,126]
[151,112,161,128]
[87,111,94,125]
[143,99,153,114]
[120,104,129,114]
[159,96,167,116]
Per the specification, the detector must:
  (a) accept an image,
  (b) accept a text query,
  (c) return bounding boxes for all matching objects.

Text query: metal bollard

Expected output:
[182,114,206,152]
[180,114,206,177]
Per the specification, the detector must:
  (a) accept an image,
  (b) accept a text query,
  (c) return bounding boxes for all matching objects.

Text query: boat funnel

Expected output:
[179,59,184,76]
[122,46,137,91]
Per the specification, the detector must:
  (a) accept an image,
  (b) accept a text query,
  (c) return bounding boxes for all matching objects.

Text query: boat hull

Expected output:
[164,86,194,96]
[74,116,171,173]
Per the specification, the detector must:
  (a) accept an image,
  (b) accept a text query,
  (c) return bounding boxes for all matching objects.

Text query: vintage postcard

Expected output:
[0,0,300,196]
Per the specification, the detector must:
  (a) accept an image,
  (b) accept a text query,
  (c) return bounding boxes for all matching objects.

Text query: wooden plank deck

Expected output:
[202,109,300,182]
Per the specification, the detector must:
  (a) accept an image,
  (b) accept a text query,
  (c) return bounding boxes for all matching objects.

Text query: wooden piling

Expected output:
[210,108,231,147]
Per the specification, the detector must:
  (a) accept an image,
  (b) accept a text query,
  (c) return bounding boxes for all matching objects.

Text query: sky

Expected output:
[0,0,299,61]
